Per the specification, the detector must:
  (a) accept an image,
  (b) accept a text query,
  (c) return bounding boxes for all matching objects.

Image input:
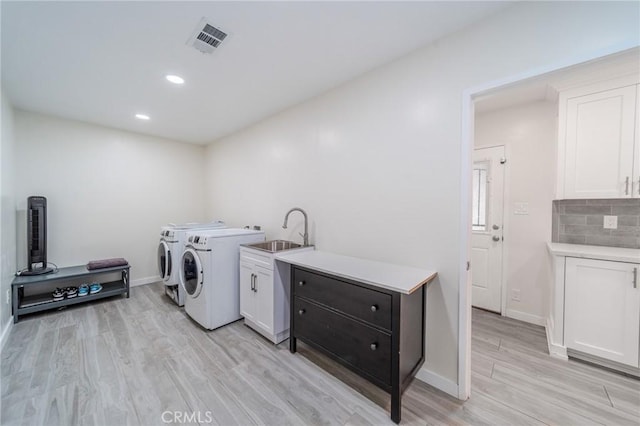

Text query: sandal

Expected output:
[52,287,65,301]
[78,284,89,297]
[89,282,102,295]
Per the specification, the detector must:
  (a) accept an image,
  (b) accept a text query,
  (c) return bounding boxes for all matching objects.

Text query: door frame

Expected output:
[472,144,508,315]
[457,41,639,400]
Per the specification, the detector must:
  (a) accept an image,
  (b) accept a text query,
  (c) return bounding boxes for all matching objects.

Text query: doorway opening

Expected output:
[459,45,640,400]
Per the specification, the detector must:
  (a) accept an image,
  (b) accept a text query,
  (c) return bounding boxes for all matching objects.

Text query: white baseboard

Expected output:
[130,276,161,287]
[505,308,546,326]
[0,318,14,352]
[545,318,568,360]
[415,367,460,399]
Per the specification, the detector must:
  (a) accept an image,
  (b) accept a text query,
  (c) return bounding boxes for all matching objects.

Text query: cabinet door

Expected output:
[562,85,637,198]
[565,257,640,367]
[239,262,256,322]
[255,266,274,333]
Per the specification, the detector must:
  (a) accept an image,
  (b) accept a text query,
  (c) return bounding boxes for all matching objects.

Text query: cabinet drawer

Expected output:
[294,297,391,385]
[240,248,273,270]
[293,268,391,331]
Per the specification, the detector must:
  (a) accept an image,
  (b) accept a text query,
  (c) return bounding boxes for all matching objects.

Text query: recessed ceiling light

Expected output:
[165,75,185,85]
[135,113,150,120]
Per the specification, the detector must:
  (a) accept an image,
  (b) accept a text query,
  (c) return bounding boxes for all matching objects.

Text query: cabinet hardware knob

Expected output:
[492,235,500,242]
[298,309,305,315]
[370,343,378,351]
[370,305,378,312]
[298,281,305,286]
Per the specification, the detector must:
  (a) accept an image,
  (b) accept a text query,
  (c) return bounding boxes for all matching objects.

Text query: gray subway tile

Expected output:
[555,199,587,206]
[612,205,640,215]
[563,205,612,215]
[563,224,611,236]
[559,234,586,244]
[560,215,587,225]
[585,215,604,226]
[611,226,640,237]
[586,198,640,206]
[585,234,639,249]
[618,215,640,226]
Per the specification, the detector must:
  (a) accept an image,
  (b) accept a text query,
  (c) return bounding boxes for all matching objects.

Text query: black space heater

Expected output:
[22,196,54,276]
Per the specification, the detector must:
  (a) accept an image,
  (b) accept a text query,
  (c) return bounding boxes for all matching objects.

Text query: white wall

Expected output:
[475,101,557,325]
[1,89,17,340]
[204,2,640,392]
[13,111,207,284]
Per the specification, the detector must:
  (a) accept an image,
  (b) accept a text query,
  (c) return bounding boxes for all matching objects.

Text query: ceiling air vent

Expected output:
[187,18,228,54]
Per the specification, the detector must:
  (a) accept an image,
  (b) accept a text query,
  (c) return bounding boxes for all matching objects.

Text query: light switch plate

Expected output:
[514,202,529,215]
[603,215,618,229]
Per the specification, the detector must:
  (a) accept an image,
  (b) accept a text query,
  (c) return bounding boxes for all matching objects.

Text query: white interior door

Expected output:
[471,145,505,313]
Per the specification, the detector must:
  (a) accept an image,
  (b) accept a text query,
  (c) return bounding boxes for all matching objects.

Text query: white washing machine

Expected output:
[157,221,226,306]
[179,228,265,330]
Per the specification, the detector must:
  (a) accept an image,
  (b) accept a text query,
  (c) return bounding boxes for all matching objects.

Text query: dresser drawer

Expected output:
[294,297,391,385]
[293,267,391,331]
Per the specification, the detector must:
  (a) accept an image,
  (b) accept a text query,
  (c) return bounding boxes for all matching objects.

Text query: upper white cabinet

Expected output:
[557,76,640,199]
[564,257,640,368]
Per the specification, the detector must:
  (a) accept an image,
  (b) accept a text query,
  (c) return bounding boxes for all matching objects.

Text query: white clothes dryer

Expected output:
[158,221,226,306]
[179,228,265,330]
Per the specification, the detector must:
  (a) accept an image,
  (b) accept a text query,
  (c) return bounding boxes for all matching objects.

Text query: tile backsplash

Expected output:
[552,199,640,249]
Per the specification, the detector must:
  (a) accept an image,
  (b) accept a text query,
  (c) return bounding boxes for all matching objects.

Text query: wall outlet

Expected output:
[5,289,10,304]
[511,289,521,302]
[603,215,618,229]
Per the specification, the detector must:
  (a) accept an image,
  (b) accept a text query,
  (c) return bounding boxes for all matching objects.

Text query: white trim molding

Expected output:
[546,318,568,360]
[131,275,161,287]
[505,309,546,327]
[0,319,14,352]
[416,368,459,399]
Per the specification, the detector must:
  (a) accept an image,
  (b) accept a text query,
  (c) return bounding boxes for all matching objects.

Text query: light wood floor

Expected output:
[1,282,638,425]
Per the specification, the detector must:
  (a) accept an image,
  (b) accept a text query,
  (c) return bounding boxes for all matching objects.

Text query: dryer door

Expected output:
[157,240,170,280]
[180,247,203,298]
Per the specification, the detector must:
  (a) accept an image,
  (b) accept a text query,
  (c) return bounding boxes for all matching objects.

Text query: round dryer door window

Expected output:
[180,248,203,298]
[157,241,170,279]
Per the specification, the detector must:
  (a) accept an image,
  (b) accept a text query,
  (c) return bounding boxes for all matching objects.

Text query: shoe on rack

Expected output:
[78,284,89,297]
[52,288,65,301]
[66,286,78,299]
[89,282,102,295]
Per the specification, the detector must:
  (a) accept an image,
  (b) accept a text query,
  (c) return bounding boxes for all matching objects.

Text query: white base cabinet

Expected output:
[547,243,640,374]
[564,257,640,368]
[239,246,314,344]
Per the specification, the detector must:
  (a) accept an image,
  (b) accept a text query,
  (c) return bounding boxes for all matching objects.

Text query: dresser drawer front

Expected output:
[294,297,391,385]
[293,268,392,330]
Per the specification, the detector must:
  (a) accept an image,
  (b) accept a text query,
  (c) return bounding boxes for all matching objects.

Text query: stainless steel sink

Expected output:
[245,239,304,253]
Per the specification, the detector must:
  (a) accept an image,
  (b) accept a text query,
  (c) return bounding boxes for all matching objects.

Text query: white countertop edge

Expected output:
[275,250,437,295]
[547,242,640,263]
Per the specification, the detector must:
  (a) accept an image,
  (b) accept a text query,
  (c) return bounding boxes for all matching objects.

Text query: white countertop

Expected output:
[547,242,640,263]
[275,250,437,294]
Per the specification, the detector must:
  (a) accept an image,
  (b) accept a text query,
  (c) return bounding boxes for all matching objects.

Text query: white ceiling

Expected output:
[1,1,511,145]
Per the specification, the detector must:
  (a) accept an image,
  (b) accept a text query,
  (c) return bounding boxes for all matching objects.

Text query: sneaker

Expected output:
[89,282,102,295]
[78,284,89,297]
[66,286,78,299]
[52,288,65,301]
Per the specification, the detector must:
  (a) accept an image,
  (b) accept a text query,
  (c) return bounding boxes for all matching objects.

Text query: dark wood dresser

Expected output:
[289,265,430,423]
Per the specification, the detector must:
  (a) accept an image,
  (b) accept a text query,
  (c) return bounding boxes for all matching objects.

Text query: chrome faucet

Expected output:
[282,207,309,246]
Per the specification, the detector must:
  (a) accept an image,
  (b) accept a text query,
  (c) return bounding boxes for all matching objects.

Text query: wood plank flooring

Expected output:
[1,282,638,425]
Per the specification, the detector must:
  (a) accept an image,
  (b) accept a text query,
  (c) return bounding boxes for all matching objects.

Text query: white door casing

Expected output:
[471,145,505,313]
